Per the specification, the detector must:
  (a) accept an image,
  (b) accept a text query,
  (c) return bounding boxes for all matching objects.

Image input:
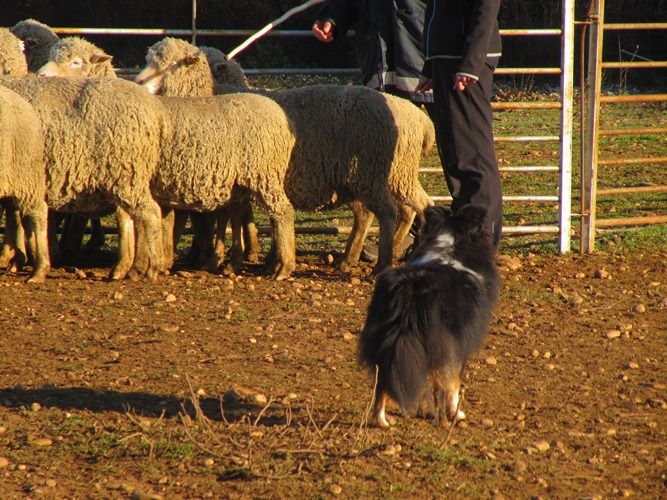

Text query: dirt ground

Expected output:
[0,244,665,499]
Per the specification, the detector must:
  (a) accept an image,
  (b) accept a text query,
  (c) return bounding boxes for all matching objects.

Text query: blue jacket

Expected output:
[422,0,502,79]
[316,0,432,103]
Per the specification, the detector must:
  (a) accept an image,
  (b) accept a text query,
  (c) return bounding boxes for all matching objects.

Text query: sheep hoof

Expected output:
[26,270,48,283]
[221,264,237,278]
[125,268,142,281]
[337,260,353,273]
[271,262,295,281]
[0,252,14,268]
[109,267,128,281]
[245,251,261,264]
[145,268,159,281]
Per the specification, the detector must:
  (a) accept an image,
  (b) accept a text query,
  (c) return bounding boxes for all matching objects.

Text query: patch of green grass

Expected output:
[595,224,667,252]
[156,439,196,461]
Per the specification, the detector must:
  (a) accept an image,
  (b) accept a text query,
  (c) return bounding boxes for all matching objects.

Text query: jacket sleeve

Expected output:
[316,0,358,39]
[458,0,501,78]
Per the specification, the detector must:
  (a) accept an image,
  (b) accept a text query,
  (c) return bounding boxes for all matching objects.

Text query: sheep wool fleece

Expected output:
[0,76,171,279]
[0,86,50,281]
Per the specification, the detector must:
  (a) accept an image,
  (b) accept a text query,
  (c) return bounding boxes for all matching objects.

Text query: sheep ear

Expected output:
[183,55,200,65]
[24,37,39,49]
[90,54,112,64]
[213,61,228,73]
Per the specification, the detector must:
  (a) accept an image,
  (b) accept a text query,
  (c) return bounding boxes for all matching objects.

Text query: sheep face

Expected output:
[38,37,113,78]
[135,61,165,95]
[137,37,214,97]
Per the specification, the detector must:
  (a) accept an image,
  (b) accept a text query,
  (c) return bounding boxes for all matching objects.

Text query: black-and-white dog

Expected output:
[358,205,499,428]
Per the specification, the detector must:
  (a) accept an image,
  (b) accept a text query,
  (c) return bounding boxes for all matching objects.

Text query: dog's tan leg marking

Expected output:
[444,365,464,422]
[431,376,447,427]
[374,392,392,428]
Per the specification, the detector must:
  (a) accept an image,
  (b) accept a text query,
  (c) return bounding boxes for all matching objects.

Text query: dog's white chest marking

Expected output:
[410,233,484,283]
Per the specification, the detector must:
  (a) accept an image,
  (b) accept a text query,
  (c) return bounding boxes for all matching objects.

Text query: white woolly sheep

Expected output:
[10,19,59,73]
[37,36,130,263]
[136,38,261,272]
[0,85,50,282]
[47,38,297,278]
[0,76,169,280]
[138,38,434,273]
[153,92,297,279]
[0,28,30,272]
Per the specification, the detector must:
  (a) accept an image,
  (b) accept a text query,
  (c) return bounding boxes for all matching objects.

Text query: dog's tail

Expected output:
[358,270,430,412]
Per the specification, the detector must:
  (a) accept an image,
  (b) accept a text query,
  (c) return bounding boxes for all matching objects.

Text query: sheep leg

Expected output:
[109,207,135,280]
[393,205,416,261]
[160,207,175,273]
[84,218,106,253]
[188,212,216,269]
[126,199,163,281]
[0,199,27,272]
[366,194,396,274]
[241,202,261,264]
[261,195,295,280]
[339,200,373,272]
[47,211,61,266]
[21,200,50,283]
[220,207,244,275]
[207,208,229,273]
[0,209,16,269]
[172,209,189,252]
[59,214,87,258]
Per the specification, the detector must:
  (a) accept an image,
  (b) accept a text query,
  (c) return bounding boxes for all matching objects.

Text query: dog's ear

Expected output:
[423,205,451,225]
[455,205,489,238]
[456,205,486,226]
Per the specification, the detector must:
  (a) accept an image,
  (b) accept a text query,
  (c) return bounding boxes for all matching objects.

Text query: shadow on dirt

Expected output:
[0,386,289,425]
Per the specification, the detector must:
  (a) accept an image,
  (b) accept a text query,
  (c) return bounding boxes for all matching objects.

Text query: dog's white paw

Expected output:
[375,408,395,428]
[456,409,466,420]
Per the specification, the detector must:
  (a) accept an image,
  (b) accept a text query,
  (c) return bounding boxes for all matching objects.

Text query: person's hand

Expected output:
[453,74,477,92]
[312,20,334,42]
[415,76,432,92]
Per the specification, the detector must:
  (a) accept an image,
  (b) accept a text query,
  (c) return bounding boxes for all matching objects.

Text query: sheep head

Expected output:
[10,19,59,72]
[198,46,249,89]
[38,37,115,78]
[136,37,214,97]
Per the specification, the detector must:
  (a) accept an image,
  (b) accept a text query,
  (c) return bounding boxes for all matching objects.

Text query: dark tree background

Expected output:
[2,0,664,86]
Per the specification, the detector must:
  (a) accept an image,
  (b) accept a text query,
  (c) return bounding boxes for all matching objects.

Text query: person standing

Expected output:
[312,1,432,260]
[416,0,503,247]
[312,0,432,106]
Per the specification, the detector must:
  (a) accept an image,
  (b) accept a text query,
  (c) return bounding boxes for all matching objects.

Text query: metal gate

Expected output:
[580,0,667,252]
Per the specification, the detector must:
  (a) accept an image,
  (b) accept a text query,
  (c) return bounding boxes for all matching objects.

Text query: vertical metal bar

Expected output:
[581,0,605,253]
[192,0,198,45]
[559,0,575,253]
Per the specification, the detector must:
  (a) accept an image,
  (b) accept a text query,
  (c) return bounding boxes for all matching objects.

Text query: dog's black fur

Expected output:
[358,205,499,426]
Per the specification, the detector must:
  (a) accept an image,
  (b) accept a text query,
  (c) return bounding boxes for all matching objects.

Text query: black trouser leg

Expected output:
[430,60,503,246]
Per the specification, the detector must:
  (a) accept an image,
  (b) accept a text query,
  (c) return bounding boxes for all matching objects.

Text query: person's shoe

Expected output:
[360,243,378,262]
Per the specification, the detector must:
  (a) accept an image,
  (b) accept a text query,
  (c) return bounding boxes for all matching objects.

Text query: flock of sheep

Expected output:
[0,19,435,283]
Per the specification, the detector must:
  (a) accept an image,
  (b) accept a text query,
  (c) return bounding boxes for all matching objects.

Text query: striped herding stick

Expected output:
[226,0,325,61]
